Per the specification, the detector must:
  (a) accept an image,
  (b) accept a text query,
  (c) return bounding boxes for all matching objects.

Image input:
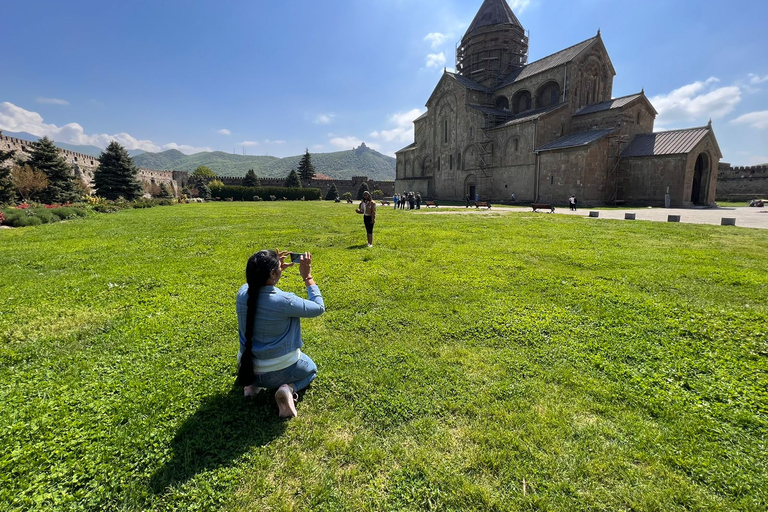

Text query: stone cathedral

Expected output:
[395,0,722,207]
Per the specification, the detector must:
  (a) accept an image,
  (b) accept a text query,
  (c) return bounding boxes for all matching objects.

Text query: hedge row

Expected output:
[0,207,88,227]
[209,185,322,201]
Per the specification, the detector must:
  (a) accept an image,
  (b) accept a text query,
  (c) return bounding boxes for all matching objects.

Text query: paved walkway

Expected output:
[424,205,768,230]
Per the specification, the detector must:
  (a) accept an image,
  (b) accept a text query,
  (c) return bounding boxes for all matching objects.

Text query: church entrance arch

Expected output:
[465,174,476,201]
[691,152,710,205]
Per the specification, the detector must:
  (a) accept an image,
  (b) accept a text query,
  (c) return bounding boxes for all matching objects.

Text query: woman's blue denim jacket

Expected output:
[237,284,325,360]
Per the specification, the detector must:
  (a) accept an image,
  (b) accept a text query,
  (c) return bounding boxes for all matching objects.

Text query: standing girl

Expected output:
[356,190,377,247]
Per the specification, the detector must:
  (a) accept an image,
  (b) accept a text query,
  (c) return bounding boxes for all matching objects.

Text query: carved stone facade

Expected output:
[396,0,722,207]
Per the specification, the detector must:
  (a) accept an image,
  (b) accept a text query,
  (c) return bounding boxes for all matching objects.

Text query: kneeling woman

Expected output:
[236,249,325,418]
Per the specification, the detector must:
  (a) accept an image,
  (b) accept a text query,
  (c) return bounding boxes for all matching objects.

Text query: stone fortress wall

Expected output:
[214,175,395,198]
[1,131,395,199]
[717,162,768,201]
[1,131,187,195]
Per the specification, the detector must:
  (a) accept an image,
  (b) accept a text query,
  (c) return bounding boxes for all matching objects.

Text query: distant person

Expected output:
[466,194,471,208]
[569,195,577,211]
[393,194,399,209]
[475,192,479,203]
[400,192,407,210]
[510,192,516,203]
[415,193,422,209]
[236,250,324,419]
[409,193,415,210]
[356,190,377,247]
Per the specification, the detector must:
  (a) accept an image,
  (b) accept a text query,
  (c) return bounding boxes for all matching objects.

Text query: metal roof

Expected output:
[446,72,493,93]
[465,0,523,37]
[496,36,598,89]
[573,93,643,116]
[498,102,567,127]
[413,111,429,122]
[468,104,509,116]
[621,127,710,157]
[536,128,616,152]
[395,142,417,154]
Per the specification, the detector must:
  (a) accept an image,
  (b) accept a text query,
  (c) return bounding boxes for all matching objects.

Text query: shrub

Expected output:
[372,189,384,200]
[211,185,322,201]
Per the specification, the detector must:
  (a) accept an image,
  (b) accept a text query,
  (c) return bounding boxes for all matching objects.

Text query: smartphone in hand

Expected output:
[290,253,303,264]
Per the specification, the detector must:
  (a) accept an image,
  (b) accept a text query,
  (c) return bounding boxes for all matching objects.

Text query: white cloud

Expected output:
[314,114,335,125]
[509,0,531,12]
[650,77,741,127]
[239,140,260,147]
[748,155,768,165]
[748,73,768,85]
[370,108,425,144]
[424,32,447,50]
[0,102,211,155]
[730,110,768,130]
[264,139,285,145]
[217,128,231,135]
[312,144,324,150]
[37,97,69,106]
[425,52,446,69]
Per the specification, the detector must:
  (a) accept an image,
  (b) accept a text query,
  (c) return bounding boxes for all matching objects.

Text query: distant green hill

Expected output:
[132,144,396,181]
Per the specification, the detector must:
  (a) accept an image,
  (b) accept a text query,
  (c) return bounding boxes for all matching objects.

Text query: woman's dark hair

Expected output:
[236,250,280,386]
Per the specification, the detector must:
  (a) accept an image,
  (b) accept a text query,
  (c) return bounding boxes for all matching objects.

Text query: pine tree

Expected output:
[243,169,260,187]
[27,137,78,204]
[94,141,144,200]
[297,149,316,182]
[158,182,173,198]
[356,182,369,200]
[325,183,339,201]
[284,169,302,188]
[0,149,17,204]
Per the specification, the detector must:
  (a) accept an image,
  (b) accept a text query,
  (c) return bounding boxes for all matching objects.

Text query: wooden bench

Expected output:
[475,201,491,209]
[531,203,555,213]
[380,200,390,206]
[425,200,438,208]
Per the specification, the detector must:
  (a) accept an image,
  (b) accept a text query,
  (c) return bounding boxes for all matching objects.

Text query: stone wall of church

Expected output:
[716,163,768,201]
[538,138,613,205]
[619,156,688,207]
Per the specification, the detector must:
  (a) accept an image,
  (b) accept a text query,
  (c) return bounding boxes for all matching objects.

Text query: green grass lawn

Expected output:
[1,202,767,511]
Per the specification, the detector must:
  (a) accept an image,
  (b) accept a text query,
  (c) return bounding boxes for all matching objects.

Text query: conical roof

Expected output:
[464,0,523,37]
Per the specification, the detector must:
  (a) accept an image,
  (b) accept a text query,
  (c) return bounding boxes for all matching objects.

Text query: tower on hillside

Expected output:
[456,0,529,88]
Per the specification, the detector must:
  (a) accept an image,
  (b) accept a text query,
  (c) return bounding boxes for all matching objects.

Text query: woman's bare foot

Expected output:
[275,384,297,418]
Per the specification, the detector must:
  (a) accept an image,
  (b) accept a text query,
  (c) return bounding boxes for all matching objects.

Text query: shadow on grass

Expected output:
[149,387,286,493]
[346,244,370,250]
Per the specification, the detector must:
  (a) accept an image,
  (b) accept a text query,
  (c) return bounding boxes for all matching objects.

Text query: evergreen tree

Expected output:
[27,137,78,203]
[297,149,316,182]
[158,182,173,198]
[356,181,369,200]
[0,149,17,204]
[325,183,339,201]
[284,169,302,188]
[94,141,144,200]
[243,169,260,187]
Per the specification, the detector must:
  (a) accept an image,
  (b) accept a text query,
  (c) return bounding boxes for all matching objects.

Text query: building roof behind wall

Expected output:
[573,93,644,116]
[536,128,616,152]
[496,36,598,89]
[621,127,711,157]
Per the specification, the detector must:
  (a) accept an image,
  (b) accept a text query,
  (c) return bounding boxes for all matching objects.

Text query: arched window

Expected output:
[514,138,519,152]
[443,119,448,144]
[637,111,642,125]
[495,96,510,111]
[536,81,561,108]
[512,90,532,114]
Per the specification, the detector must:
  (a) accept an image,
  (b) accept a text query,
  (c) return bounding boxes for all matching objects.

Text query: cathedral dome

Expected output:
[457,0,529,88]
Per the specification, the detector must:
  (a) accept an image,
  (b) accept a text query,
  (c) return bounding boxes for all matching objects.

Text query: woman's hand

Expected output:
[276,249,293,271]
[299,252,312,279]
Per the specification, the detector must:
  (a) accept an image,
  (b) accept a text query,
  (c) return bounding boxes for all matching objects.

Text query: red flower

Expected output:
[0,211,5,225]
[17,203,30,209]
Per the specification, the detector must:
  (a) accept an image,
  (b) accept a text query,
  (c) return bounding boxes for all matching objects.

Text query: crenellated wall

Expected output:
[717,163,768,201]
[1,131,395,199]
[212,174,394,198]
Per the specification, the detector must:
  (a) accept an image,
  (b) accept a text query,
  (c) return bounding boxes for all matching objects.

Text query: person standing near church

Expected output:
[569,195,577,211]
[356,190,376,247]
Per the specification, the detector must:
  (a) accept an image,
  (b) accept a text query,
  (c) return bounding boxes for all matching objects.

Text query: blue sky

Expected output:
[1,0,766,165]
